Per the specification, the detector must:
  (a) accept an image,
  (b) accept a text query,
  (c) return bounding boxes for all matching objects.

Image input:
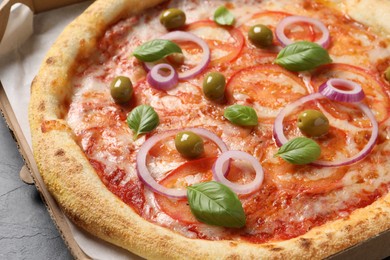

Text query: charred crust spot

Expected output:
[225,254,240,260]
[229,242,238,247]
[344,224,352,232]
[38,101,45,112]
[54,149,65,157]
[264,244,284,252]
[326,232,334,239]
[299,238,312,250]
[80,39,86,48]
[41,120,70,133]
[46,57,55,65]
[355,221,365,227]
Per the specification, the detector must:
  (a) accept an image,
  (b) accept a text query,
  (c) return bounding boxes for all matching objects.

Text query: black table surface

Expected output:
[0,116,71,259]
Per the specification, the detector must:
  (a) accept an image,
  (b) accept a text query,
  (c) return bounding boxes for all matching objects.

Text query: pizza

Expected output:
[29,0,390,259]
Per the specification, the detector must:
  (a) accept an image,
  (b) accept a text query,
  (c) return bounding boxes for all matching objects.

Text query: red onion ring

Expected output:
[275,15,330,48]
[273,93,378,167]
[147,63,178,91]
[145,31,211,80]
[319,78,365,103]
[136,128,228,198]
[213,151,264,194]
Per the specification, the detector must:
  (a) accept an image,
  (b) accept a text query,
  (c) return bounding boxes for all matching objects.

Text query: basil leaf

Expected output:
[187,181,246,228]
[224,105,258,126]
[275,41,332,71]
[127,105,159,139]
[213,6,235,26]
[275,137,321,165]
[133,39,182,62]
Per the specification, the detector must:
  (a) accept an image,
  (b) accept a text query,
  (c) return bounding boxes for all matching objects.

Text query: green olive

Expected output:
[166,53,185,66]
[175,131,204,158]
[110,76,133,104]
[203,72,226,101]
[248,24,273,48]
[385,66,390,82]
[160,8,186,30]
[297,110,330,137]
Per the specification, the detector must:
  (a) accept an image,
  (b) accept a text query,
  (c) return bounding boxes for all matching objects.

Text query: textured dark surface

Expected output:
[0,116,72,259]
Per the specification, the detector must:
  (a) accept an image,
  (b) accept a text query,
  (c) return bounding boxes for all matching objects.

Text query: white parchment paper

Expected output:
[0,3,140,259]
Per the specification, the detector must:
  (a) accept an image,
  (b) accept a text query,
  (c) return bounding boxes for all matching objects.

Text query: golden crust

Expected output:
[29,0,390,259]
[321,0,390,36]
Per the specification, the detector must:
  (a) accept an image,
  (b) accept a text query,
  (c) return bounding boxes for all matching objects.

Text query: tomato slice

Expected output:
[328,23,376,58]
[226,65,308,123]
[311,63,390,124]
[242,11,291,34]
[241,11,318,44]
[255,133,346,195]
[154,157,216,224]
[185,20,245,66]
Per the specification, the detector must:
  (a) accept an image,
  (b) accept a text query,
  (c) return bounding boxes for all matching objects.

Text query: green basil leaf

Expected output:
[187,181,246,228]
[213,6,235,26]
[133,39,182,62]
[127,105,159,139]
[275,137,321,165]
[224,105,258,126]
[275,41,332,71]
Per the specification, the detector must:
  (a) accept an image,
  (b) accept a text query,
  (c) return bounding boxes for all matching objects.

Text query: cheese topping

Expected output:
[67,0,390,243]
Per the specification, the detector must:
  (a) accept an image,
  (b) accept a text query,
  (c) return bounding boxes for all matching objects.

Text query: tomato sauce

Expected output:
[67,0,390,243]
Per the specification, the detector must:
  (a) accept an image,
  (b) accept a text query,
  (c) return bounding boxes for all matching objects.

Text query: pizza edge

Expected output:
[28,0,390,259]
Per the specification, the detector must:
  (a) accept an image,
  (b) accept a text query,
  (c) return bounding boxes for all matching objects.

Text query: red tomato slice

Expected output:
[253,129,347,196]
[242,11,291,34]
[185,20,245,66]
[311,63,390,124]
[154,157,216,224]
[328,23,376,57]
[148,134,222,162]
[235,12,289,68]
[226,65,308,123]
[241,11,317,44]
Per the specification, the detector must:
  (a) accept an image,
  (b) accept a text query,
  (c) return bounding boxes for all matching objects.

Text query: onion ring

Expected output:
[147,63,178,91]
[275,15,330,48]
[145,31,211,80]
[319,78,365,103]
[136,128,228,198]
[213,151,264,194]
[273,93,378,167]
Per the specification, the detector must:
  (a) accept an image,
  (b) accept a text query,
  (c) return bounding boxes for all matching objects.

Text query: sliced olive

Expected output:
[385,66,390,82]
[248,24,273,48]
[160,8,186,30]
[110,76,133,104]
[175,131,204,158]
[203,72,226,101]
[297,109,330,137]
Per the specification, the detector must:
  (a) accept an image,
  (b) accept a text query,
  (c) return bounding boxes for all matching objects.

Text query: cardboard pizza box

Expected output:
[0,0,389,259]
[0,84,89,259]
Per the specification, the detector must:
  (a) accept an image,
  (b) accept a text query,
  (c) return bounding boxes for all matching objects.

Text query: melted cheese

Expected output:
[67,0,390,242]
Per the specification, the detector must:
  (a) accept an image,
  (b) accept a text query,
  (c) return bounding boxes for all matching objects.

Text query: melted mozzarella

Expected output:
[67,0,390,242]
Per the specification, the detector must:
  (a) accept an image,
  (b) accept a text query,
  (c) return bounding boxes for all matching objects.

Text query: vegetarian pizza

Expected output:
[29,0,390,259]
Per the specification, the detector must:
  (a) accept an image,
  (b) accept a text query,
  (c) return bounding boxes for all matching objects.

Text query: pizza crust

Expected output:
[29,0,390,259]
[321,0,390,36]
